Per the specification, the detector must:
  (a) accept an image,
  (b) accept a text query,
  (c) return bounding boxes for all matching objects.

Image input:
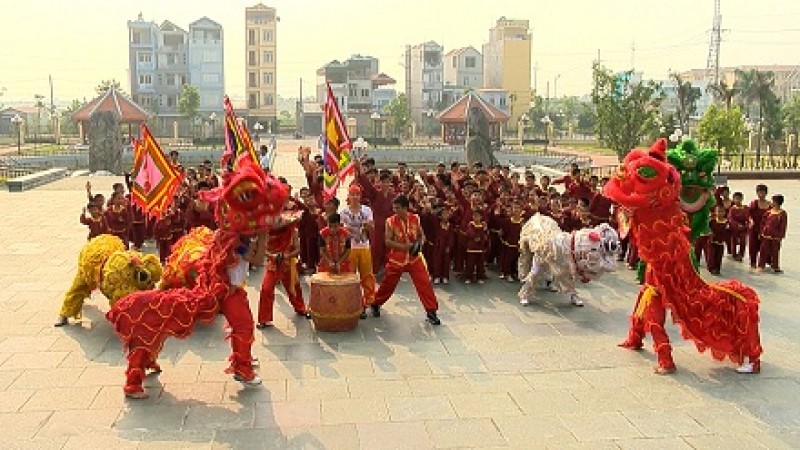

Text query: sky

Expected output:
[1,0,800,107]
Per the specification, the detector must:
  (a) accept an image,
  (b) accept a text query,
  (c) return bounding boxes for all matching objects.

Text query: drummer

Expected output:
[317,213,353,275]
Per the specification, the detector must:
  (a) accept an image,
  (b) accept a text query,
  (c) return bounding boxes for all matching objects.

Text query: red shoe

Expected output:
[618,340,643,351]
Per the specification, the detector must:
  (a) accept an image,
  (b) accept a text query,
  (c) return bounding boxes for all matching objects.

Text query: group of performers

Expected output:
[62,140,783,396]
[76,149,787,325]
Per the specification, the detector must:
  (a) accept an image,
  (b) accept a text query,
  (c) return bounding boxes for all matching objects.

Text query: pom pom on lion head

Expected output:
[602,138,681,211]
[199,153,289,236]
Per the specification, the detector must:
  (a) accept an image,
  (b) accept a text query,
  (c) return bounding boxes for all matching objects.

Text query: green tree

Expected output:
[178,84,200,136]
[60,99,84,135]
[670,73,702,133]
[708,80,738,110]
[735,69,777,166]
[782,95,800,136]
[95,79,124,95]
[696,104,747,159]
[591,63,664,160]
[384,93,410,139]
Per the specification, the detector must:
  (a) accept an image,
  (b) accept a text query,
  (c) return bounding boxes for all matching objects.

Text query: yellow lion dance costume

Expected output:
[55,235,162,326]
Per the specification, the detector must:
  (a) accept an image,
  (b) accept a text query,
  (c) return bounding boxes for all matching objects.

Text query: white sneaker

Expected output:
[234,374,262,387]
[478,279,485,284]
[433,278,440,285]
[520,298,530,306]
[465,280,471,284]
[443,278,449,284]
[569,294,584,307]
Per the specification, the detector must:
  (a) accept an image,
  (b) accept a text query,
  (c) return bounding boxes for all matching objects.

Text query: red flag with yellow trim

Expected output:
[130,124,183,219]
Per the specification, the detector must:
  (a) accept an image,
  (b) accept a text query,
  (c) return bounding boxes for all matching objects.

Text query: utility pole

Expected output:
[554,74,561,101]
[533,61,539,96]
[297,77,303,138]
[706,0,722,87]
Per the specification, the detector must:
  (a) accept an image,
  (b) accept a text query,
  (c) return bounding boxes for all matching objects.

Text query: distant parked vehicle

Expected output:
[71,144,89,151]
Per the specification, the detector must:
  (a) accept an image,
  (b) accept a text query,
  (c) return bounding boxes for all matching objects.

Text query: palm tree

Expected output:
[708,80,739,110]
[670,73,701,134]
[735,69,776,168]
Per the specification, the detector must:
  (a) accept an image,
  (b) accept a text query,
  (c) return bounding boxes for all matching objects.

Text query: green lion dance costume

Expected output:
[666,140,718,243]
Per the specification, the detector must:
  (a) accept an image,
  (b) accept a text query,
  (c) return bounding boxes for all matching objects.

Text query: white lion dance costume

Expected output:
[517,214,620,306]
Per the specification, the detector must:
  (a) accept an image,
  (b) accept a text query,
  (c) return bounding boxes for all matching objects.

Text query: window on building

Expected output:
[180,75,187,86]
[463,77,469,86]
[263,30,273,42]
[452,56,457,68]
[361,89,370,97]
[264,93,274,106]
[263,51,273,63]
[203,50,219,63]
[249,51,257,66]
[157,74,163,85]
[166,74,176,86]
[163,34,183,46]
[182,54,187,65]
[499,97,506,107]
[263,72,274,85]
[202,73,219,83]
[167,53,176,65]
[166,95,176,107]
[465,56,476,68]
[248,29,256,45]
[138,74,152,85]
[248,93,258,109]
[249,72,257,88]
[137,52,152,64]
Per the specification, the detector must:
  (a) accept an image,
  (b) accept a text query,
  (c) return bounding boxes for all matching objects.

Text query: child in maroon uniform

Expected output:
[464,209,489,284]
[499,203,524,281]
[80,203,107,240]
[297,187,321,274]
[748,184,771,268]
[757,194,787,273]
[707,205,729,275]
[104,192,130,248]
[153,207,176,264]
[727,192,749,261]
[430,208,454,284]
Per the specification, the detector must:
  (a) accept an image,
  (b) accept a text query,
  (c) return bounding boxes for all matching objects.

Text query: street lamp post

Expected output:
[541,115,552,151]
[518,113,529,148]
[208,112,217,149]
[425,108,435,140]
[10,114,23,155]
[370,111,380,139]
[253,122,264,142]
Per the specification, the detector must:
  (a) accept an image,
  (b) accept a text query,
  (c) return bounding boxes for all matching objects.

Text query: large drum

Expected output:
[308,272,362,332]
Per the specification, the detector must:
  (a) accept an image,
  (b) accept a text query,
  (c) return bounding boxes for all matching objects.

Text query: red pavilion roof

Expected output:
[437,91,510,124]
[71,88,150,123]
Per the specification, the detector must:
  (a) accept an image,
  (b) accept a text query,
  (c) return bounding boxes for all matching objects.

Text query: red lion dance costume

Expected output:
[107,154,289,398]
[603,139,762,375]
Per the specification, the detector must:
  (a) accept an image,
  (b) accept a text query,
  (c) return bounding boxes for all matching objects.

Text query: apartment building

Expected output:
[483,17,532,129]
[128,13,224,135]
[405,41,444,127]
[245,3,278,130]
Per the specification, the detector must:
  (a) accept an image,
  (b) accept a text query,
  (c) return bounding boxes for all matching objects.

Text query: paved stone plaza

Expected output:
[0,145,799,449]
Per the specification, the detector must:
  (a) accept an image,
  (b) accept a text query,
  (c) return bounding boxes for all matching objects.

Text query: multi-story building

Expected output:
[245,3,278,131]
[188,18,224,115]
[316,55,395,136]
[405,41,444,127]
[657,77,712,122]
[680,65,800,106]
[482,17,532,130]
[444,46,483,91]
[128,14,224,136]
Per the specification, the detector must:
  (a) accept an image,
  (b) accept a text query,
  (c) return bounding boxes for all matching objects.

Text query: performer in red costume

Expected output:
[107,154,290,398]
[604,139,762,375]
[257,218,309,328]
[317,213,352,274]
[356,167,395,275]
[371,195,441,325]
[748,184,771,268]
